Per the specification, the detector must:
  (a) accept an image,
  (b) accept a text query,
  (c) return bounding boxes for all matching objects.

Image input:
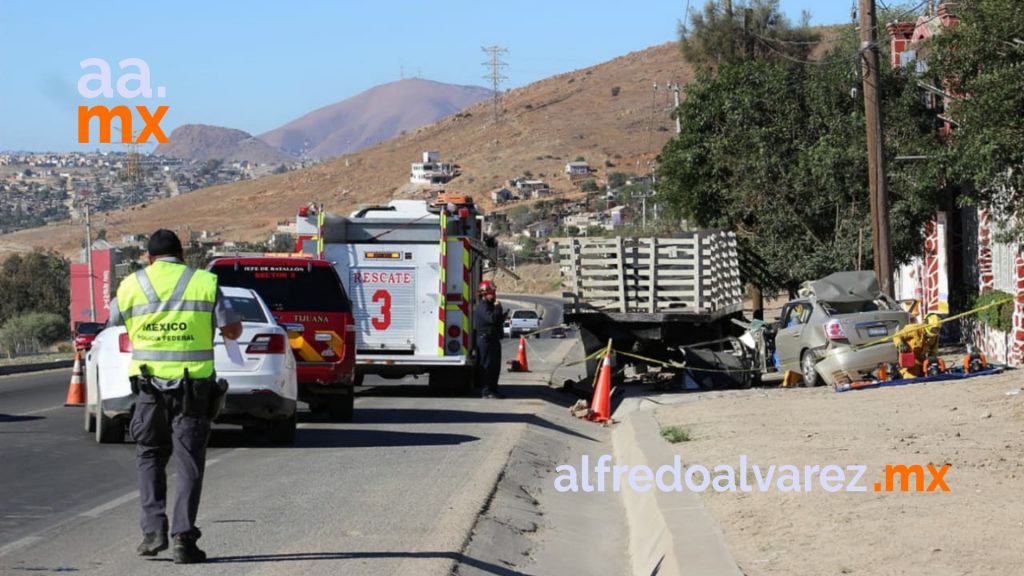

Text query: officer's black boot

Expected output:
[136,531,168,556]
[172,531,206,564]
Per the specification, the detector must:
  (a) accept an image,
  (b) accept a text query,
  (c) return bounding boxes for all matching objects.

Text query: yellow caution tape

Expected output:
[853,296,1015,351]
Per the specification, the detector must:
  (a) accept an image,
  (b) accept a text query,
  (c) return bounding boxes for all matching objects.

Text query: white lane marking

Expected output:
[77,452,229,519]
[0,536,43,557]
[0,443,245,558]
[14,405,66,417]
[79,491,139,518]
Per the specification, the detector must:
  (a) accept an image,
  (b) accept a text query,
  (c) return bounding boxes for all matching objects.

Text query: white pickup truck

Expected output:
[503,309,541,338]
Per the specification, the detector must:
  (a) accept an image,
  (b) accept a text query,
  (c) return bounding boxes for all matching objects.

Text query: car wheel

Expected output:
[800,350,821,388]
[268,412,297,445]
[327,390,354,422]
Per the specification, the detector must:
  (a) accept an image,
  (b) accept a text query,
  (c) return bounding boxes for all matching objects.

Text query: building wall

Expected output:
[69,248,121,325]
[968,211,1024,366]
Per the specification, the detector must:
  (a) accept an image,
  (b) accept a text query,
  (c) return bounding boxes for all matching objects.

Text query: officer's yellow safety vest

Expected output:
[116,260,218,379]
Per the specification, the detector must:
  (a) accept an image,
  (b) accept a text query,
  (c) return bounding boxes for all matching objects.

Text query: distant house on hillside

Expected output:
[515,179,548,193]
[564,212,602,230]
[565,161,590,175]
[523,220,555,239]
[410,151,457,185]
[531,188,553,199]
[607,205,631,228]
[565,161,592,183]
[626,174,655,186]
[491,188,514,204]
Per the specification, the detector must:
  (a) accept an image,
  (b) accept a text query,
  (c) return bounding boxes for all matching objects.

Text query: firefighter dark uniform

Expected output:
[474,280,507,398]
[113,250,240,564]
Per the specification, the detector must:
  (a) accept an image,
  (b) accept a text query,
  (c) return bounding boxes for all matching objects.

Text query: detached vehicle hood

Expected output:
[803,271,884,303]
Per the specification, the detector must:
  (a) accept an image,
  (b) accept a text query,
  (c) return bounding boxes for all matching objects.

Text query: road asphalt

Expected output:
[0,296,628,575]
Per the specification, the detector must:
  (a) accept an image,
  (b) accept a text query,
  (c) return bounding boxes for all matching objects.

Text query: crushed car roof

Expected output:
[805,271,882,303]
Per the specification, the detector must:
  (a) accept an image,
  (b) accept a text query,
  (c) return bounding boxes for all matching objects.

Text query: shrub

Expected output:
[610,86,621,97]
[660,426,691,443]
[976,290,1014,333]
[0,312,68,358]
[579,179,599,192]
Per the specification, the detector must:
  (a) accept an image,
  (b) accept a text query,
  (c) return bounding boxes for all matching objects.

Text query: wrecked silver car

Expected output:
[771,271,910,386]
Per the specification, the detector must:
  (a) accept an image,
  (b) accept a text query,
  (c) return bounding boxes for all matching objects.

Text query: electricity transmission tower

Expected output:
[481,46,508,122]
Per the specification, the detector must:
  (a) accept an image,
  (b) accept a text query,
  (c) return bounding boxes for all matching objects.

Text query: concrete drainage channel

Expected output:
[453,396,629,576]
[613,404,743,576]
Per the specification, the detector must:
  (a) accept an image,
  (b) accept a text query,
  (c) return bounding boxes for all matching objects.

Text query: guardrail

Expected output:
[0,359,74,376]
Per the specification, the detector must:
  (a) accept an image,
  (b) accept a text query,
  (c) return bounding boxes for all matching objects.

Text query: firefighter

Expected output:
[474,279,508,399]
[110,230,242,564]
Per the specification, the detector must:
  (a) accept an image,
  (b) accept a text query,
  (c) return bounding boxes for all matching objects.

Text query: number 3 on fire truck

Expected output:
[371,289,391,330]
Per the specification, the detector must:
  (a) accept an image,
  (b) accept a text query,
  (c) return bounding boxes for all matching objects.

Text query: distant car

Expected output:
[83,287,299,444]
[503,309,541,338]
[73,321,105,351]
[771,271,910,387]
[548,326,567,339]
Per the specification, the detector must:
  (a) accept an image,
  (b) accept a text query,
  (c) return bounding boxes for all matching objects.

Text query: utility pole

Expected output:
[670,82,682,134]
[481,46,508,122]
[859,0,894,297]
[84,202,96,322]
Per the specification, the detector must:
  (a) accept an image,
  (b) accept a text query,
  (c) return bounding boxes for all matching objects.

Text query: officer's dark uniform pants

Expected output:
[477,336,502,394]
[129,387,211,537]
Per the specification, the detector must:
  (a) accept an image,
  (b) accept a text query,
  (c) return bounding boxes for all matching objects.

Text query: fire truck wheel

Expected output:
[428,368,474,396]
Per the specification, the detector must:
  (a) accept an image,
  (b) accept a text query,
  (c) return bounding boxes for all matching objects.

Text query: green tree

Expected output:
[657,29,944,294]
[579,179,599,192]
[0,312,68,358]
[679,0,819,72]
[184,244,211,270]
[928,0,1024,240]
[507,205,532,231]
[269,234,294,253]
[0,252,70,325]
[607,172,632,189]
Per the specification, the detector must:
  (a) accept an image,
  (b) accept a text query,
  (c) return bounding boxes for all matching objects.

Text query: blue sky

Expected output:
[0,1,853,152]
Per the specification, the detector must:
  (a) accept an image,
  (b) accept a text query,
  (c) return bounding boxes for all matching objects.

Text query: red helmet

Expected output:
[478,280,496,294]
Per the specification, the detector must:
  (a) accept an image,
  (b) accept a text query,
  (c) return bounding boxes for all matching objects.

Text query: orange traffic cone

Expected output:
[65,351,86,406]
[515,336,530,372]
[587,348,613,423]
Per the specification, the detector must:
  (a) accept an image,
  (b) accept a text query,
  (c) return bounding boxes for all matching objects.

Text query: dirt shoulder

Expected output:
[656,371,1024,576]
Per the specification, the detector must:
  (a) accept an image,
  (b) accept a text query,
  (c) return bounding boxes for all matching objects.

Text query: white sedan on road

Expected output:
[83,286,299,444]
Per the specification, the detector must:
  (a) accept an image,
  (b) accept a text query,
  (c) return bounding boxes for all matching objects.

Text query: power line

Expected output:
[481,46,508,122]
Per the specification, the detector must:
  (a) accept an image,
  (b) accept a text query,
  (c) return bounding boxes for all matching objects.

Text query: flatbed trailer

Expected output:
[556,232,746,384]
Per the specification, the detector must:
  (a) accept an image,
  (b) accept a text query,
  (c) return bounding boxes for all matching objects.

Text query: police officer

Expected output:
[111,230,241,564]
[474,280,508,399]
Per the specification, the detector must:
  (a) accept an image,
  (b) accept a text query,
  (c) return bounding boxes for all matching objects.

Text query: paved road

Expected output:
[0,296,627,575]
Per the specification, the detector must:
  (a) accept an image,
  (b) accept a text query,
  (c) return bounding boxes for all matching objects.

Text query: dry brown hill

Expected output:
[0,42,690,256]
[259,78,493,159]
[154,124,291,163]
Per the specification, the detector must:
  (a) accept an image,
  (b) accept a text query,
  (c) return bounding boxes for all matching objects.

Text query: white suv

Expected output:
[503,309,541,338]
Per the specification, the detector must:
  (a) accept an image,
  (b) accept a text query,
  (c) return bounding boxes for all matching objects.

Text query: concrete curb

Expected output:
[0,360,74,376]
[613,410,743,576]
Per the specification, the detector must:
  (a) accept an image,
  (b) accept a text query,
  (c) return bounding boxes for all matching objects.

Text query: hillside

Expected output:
[0,41,691,256]
[153,124,291,163]
[259,78,493,159]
